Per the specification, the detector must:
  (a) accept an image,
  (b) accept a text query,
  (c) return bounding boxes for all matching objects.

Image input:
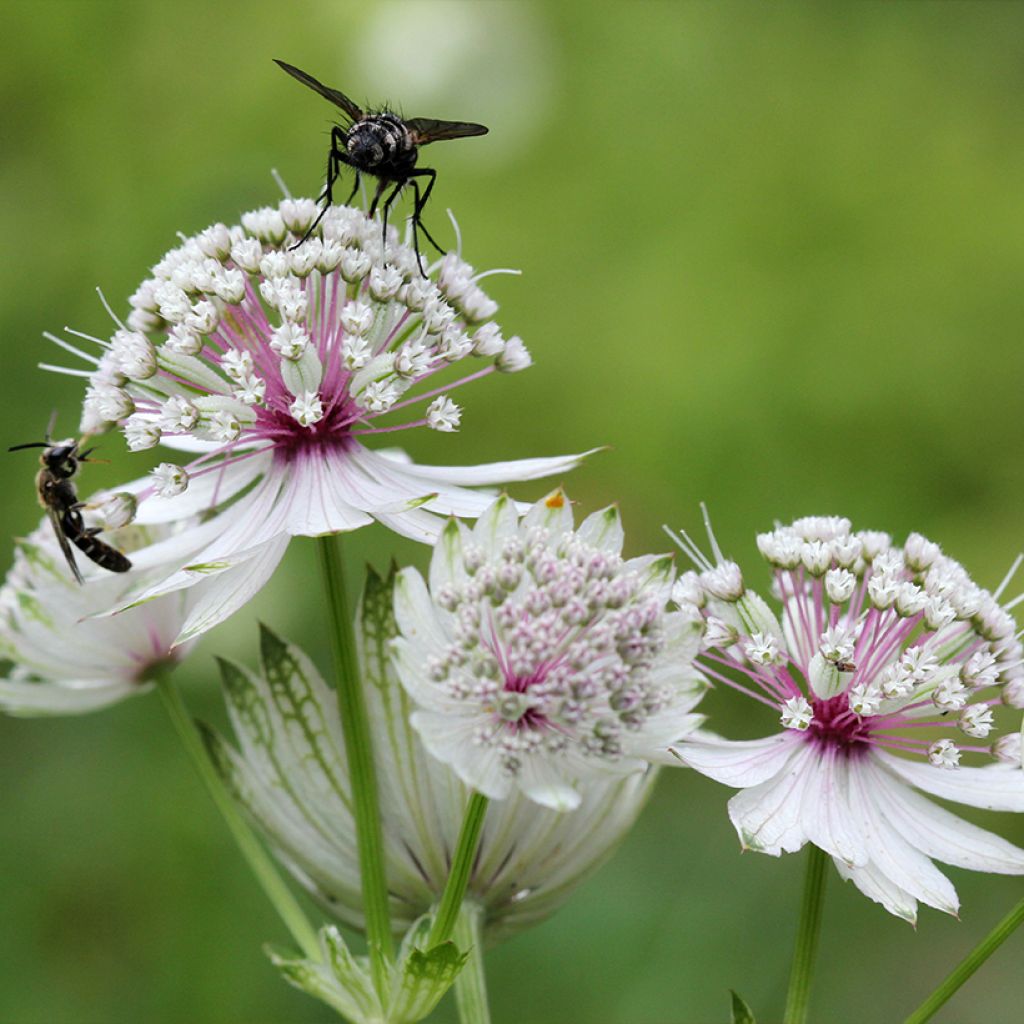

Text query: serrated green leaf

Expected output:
[388,913,468,1023]
[730,990,757,1023]
[268,927,382,1023]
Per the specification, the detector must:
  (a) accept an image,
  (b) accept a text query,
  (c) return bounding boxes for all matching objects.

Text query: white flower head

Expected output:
[393,492,707,811]
[45,200,592,644]
[0,517,200,716]
[204,568,659,945]
[669,514,1024,922]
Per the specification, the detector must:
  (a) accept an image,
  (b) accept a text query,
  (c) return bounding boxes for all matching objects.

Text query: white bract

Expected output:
[668,514,1024,922]
[0,515,200,715]
[393,491,708,811]
[47,200,591,645]
[205,567,657,945]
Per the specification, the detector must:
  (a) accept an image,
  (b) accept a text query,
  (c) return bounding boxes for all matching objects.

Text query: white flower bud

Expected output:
[497,335,532,373]
[151,462,189,498]
[780,696,813,732]
[426,396,461,432]
[97,492,137,529]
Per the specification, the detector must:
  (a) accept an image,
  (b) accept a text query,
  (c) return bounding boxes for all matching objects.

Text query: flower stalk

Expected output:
[153,667,321,961]
[783,845,828,1024]
[903,895,1024,1024]
[453,901,492,1024]
[316,533,395,996]
[428,792,490,948]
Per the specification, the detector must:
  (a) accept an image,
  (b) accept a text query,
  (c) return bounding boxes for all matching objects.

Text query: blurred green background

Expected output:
[2,1,1023,1021]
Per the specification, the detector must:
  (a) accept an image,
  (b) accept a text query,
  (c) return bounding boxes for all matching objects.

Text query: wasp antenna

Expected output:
[45,409,59,440]
[8,442,50,452]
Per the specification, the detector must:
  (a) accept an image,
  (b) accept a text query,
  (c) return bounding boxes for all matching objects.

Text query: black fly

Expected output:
[275,59,488,269]
[9,435,131,583]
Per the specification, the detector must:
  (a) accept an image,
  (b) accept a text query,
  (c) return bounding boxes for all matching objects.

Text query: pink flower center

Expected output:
[806,694,873,756]
[255,399,357,461]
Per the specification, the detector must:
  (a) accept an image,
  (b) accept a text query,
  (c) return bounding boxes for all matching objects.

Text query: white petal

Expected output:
[0,678,145,716]
[670,731,804,787]
[471,494,520,557]
[282,451,374,536]
[866,759,1024,875]
[172,535,289,645]
[726,743,818,855]
[522,488,574,536]
[382,448,599,486]
[353,449,498,518]
[428,519,472,594]
[576,505,624,554]
[846,761,959,915]
[393,569,449,655]
[129,450,271,524]
[518,756,583,812]
[410,711,513,800]
[373,505,447,543]
[799,751,869,868]
[875,751,1024,812]
[834,858,918,924]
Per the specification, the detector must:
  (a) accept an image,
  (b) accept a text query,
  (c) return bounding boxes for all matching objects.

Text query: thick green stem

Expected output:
[453,901,491,1024]
[783,845,828,1024]
[428,792,490,948]
[903,895,1024,1024]
[316,535,394,997]
[154,670,321,961]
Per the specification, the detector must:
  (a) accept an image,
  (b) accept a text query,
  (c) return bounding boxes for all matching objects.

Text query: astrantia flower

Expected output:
[205,567,657,944]
[392,491,708,811]
[668,514,1024,922]
[47,199,589,643]
[0,515,200,715]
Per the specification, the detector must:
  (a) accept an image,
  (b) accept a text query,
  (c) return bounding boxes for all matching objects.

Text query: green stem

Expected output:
[316,535,394,997]
[453,901,492,1024]
[782,845,828,1024]
[903,896,1024,1024]
[428,792,490,948]
[154,670,320,961]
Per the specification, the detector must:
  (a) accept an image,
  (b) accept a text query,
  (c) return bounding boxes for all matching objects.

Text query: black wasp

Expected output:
[275,59,488,268]
[9,435,131,584]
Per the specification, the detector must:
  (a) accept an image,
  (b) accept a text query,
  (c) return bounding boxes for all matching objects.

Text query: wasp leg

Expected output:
[291,126,351,249]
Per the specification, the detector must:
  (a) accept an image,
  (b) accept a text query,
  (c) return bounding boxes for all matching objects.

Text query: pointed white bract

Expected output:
[49,200,592,644]
[0,516,199,715]
[668,514,1024,922]
[393,491,708,811]
[205,566,660,944]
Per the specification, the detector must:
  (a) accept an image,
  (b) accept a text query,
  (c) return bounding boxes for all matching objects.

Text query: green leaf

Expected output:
[730,990,757,1024]
[388,913,468,1023]
[267,927,382,1024]
[266,917,467,1024]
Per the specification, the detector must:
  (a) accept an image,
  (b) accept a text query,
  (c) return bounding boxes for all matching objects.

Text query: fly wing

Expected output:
[274,60,364,121]
[406,118,489,145]
[46,506,83,584]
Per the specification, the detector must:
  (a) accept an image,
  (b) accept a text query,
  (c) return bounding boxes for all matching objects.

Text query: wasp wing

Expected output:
[45,506,83,584]
[406,118,489,145]
[274,60,364,121]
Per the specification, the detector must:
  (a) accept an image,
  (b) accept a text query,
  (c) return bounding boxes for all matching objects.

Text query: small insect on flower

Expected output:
[274,59,488,269]
[8,433,131,584]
